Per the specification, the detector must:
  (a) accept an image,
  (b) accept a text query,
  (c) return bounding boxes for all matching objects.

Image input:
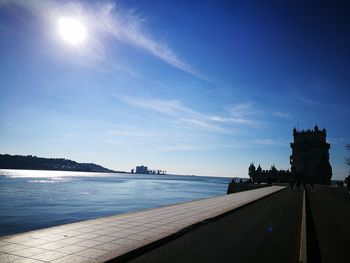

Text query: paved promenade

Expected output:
[127,187,303,263]
[307,186,350,263]
[0,186,284,263]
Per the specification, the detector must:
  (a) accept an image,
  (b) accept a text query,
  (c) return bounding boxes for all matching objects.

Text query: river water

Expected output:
[0,169,232,236]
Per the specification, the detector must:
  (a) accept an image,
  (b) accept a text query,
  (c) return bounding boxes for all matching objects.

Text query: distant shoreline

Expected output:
[0,154,240,178]
[0,154,119,173]
[0,168,127,175]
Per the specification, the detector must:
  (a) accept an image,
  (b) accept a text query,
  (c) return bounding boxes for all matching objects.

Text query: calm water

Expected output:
[0,169,232,236]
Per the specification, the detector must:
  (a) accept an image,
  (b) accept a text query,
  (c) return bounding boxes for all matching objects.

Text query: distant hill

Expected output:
[0,154,117,173]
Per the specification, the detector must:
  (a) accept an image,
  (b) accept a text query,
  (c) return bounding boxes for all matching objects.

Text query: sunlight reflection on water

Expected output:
[0,169,232,236]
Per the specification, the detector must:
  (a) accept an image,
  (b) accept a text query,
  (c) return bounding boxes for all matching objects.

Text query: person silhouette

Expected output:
[290,181,294,190]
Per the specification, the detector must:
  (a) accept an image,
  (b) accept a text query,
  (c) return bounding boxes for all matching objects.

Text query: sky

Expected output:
[0,0,349,179]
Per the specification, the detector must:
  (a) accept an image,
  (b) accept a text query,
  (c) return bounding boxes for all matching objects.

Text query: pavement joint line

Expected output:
[299,189,307,263]
[0,186,285,263]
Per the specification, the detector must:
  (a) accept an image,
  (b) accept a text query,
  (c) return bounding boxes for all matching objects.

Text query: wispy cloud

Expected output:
[251,138,289,146]
[1,0,197,77]
[225,102,262,119]
[328,137,348,144]
[158,142,251,152]
[299,97,321,107]
[273,111,291,119]
[208,115,253,125]
[116,96,187,116]
[176,118,229,133]
[115,95,226,132]
[102,126,252,152]
[107,129,155,138]
[114,95,259,134]
[220,102,263,127]
[95,2,195,75]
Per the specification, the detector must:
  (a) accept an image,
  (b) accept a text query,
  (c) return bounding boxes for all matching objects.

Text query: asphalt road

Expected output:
[307,186,350,263]
[122,188,302,263]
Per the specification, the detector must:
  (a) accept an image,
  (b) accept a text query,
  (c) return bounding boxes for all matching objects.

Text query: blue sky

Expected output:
[0,0,349,179]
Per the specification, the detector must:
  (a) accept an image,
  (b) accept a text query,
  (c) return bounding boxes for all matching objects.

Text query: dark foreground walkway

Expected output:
[0,186,284,263]
[307,186,350,263]
[125,188,303,263]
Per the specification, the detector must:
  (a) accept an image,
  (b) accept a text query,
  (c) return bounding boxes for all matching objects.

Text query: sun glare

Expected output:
[58,17,86,45]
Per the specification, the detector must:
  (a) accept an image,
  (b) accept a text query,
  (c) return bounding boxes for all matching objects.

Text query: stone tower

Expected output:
[290,125,332,184]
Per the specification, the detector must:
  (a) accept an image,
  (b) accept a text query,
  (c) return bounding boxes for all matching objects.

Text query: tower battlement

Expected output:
[293,125,326,137]
[292,125,328,144]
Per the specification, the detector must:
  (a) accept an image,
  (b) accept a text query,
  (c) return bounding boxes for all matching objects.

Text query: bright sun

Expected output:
[58,17,86,45]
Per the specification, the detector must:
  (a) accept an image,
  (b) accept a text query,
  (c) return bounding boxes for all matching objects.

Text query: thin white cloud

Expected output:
[158,144,204,152]
[251,138,289,146]
[176,118,229,133]
[107,129,155,138]
[225,102,263,121]
[208,115,253,125]
[299,97,321,107]
[158,142,250,152]
[103,127,252,152]
[114,95,258,134]
[99,115,262,153]
[115,95,225,132]
[273,111,291,119]
[115,96,187,116]
[328,137,348,144]
[219,102,263,127]
[96,3,194,74]
[1,0,197,77]
[227,102,256,116]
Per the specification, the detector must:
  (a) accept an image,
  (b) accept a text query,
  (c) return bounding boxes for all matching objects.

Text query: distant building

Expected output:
[290,125,332,184]
[136,165,149,174]
[249,126,332,185]
[249,164,292,184]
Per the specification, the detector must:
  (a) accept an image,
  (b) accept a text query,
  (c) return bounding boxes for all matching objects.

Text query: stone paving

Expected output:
[0,186,285,263]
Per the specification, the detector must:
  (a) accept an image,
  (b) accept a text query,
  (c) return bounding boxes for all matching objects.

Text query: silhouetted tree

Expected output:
[346,144,350,167]
[346,145,350,185]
